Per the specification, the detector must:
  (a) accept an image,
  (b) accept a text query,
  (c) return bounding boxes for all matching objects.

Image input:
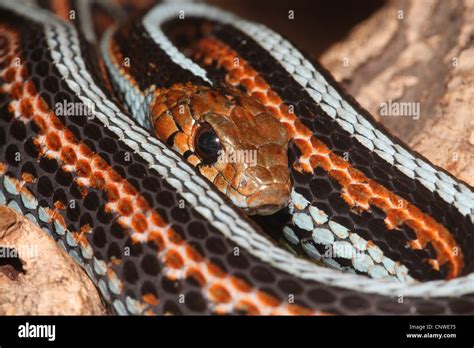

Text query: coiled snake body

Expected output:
[0,0,473,315]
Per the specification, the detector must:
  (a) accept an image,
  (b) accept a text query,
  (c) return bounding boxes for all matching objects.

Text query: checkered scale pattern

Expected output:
[0,0,473,315]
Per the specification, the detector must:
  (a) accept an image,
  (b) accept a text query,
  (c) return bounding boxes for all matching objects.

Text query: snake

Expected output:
[0,0,473,315]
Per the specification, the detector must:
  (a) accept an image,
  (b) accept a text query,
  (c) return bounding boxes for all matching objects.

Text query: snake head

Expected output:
[150,82,291,215]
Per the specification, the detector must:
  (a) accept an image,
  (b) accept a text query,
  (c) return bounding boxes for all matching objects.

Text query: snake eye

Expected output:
[194,123,222,165]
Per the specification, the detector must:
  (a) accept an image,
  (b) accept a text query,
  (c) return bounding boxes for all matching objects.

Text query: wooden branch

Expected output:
[321,0,474,185]
[0,205,106,315]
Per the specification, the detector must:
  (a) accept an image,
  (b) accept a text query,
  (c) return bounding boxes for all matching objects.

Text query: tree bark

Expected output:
[0,205,106,314]
[321,0,474,185]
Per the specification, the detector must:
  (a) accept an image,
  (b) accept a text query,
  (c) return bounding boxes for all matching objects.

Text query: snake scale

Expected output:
[0,0,473,315]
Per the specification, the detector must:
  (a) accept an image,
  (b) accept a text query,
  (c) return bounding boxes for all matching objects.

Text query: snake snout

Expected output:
[238,160,291,215]
[246,183,291,215]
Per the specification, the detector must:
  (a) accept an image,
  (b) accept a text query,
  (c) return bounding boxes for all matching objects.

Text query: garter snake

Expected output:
[0,0,473,315]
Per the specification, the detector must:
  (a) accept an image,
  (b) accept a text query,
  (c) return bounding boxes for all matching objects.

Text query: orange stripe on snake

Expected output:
[0,24,320,315]
[190,37,463,279]
[49,0,72,22]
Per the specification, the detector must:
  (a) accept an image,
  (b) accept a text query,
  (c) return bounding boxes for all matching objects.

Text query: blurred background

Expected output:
[209,0,385,58]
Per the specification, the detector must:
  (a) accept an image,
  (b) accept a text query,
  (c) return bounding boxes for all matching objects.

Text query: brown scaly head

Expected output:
[149,82,291,215]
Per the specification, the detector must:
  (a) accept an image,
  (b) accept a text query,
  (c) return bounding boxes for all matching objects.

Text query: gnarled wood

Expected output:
[321,0,474,185]
[0,205,106,315]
